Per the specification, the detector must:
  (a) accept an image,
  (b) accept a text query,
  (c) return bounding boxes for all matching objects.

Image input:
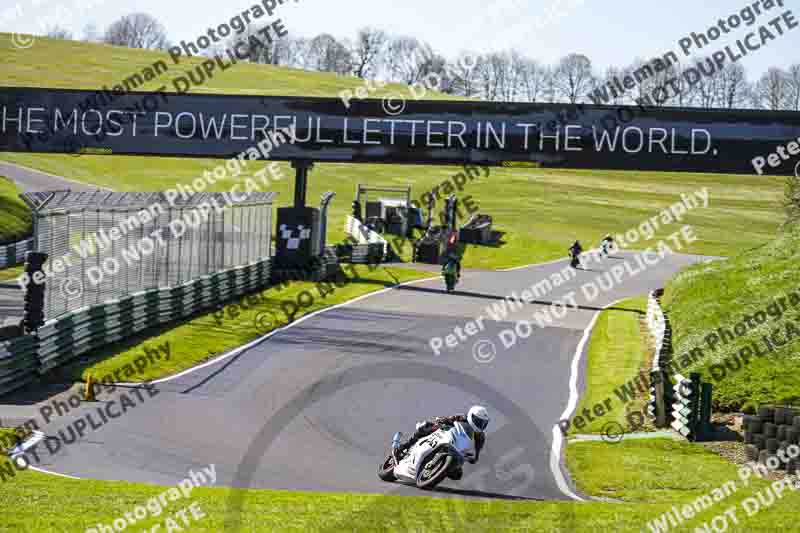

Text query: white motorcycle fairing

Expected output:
[393,422,473,484]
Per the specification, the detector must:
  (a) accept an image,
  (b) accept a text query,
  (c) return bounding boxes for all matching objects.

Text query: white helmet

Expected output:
[467,405,490,433]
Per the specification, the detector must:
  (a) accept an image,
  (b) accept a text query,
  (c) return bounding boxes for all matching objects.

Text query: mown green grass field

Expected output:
[0,175,31,245]
[570,296,653,435]
[663,225,800,411]
[0,435,797,532]
[0,34,786,270]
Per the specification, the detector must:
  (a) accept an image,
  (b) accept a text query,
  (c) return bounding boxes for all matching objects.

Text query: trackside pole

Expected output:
[292,160,314,208]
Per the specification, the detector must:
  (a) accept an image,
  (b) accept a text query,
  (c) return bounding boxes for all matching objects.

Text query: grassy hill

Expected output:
[0,175,31,245]
[663,224,800,411]
[0,34,786,268]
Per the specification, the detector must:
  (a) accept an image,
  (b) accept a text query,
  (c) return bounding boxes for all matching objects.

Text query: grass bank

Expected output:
[570,296,651,434]
[567,438,800,530]
[662,225,800,411]
[0,175,31,245]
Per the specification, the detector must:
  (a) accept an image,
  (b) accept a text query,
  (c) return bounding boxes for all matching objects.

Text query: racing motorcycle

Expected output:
[569,250,581,269]
[442,260,459,293]
[377,423,473,490]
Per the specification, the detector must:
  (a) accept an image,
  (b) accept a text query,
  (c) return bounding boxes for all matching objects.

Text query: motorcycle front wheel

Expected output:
[416,453,454,490]
[378,453,397,482]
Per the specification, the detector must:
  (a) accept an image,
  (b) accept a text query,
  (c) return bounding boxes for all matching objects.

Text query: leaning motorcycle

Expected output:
[569,250,581,269]
[378,423,471,490]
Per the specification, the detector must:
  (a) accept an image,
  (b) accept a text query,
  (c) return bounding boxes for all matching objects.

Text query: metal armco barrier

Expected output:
[0,258,273,397]
[646,289,713,440]
[0,238,34,268]
[646,289,673,428]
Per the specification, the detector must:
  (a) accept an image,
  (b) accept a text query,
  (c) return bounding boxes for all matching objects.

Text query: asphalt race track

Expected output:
[23,249,711,502]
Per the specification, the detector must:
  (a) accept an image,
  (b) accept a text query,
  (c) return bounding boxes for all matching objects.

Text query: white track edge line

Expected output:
[549,296,629,502]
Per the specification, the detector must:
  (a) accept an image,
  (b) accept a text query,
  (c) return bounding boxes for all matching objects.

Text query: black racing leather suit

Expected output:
[398,415,485,464]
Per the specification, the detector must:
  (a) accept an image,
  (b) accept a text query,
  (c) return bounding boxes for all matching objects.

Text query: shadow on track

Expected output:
[395,285,642,314]
[429,486,543,501]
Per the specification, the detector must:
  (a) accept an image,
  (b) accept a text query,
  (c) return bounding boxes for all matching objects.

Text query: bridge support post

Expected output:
[292,160,314,208]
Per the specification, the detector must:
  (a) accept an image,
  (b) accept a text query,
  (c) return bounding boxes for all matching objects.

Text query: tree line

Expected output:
[46,13,800,111]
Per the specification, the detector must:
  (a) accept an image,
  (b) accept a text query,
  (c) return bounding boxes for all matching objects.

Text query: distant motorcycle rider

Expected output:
[442,251,462,281]
[569,240,583,268]
[601,235,614,257]
[394,406,489,476]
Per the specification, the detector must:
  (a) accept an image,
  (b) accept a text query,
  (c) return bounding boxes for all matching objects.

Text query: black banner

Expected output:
[2,86,800,174]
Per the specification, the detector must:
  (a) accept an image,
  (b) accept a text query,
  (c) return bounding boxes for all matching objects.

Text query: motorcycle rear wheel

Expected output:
[416,454,454,490]
[378,453,397,482]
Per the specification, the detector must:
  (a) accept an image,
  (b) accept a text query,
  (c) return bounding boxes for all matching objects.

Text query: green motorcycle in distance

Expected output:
[442,259,459,293]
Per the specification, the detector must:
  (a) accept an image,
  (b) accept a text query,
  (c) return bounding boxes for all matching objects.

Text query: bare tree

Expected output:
[306,33,352,75]
[691,58,724,109]
[716,63,750,109]
[518,57,547,102]
[754,68,789,110]
[668,61,697,107]
[541,66,558,103]
[385,36,428,85]
[597,66,627,105]
[231,25,294,66]
[553,53,595,103]
[46,26,73,40]
[351,27,387,79]
[478,51,520,101]
[785,63,800,111]
[103,13,169,50]
[447,52,481,97]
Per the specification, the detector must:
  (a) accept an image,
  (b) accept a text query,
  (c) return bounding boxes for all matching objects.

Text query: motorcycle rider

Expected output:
[394,406,490,477]
[569,240,583,267]
[601,235,614,257]
[442,250,462,282]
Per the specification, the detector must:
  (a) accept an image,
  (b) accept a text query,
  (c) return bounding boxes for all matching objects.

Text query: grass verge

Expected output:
[662,225,800,411]
[0,443,798,532]
[0,266,24,282]
[567,438,800,529]
[570,296,651,434]
[0,175,31,245]
[0,428,18,453]
[46,265,431,384]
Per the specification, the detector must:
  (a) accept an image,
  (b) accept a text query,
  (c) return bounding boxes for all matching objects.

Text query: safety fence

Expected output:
[0,258,274,397]
[0,238,34,269]
[21,191,275,321]
[646,289,713,441]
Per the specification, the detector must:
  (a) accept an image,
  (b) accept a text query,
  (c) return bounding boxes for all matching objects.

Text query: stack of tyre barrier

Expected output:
[0,238,34,269]
[0,258,271,396]
[744,406,800,473]
[351,243,384,264]
[646,289,674,426]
